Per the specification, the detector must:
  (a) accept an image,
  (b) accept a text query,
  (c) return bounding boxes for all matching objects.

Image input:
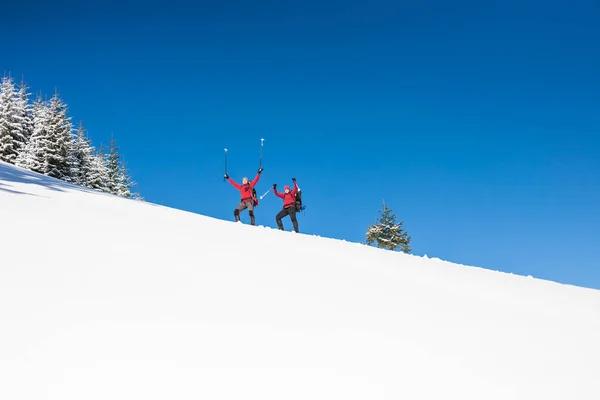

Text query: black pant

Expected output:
[276,206,298,232]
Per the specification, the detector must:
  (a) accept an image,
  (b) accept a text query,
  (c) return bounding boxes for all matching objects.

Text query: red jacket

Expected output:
[228,173,260,201]
[274,181,298,208]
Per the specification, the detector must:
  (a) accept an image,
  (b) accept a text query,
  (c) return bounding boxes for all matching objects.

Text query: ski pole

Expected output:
[223,148,228,181]
[259,187,272,199]
[260,138,264,168]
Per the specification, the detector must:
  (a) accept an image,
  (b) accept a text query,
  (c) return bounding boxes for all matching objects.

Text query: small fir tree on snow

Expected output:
[70,121,94,186]
[131,191,144,201]
[87,145,109,192]
[105,137,134,197]
[115,160,134,198]
[366,201,412,253]
[0,76,29,163]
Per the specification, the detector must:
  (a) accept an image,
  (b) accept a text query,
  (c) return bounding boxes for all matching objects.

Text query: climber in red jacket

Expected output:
[273,178,299,233]
[225,167,262,225]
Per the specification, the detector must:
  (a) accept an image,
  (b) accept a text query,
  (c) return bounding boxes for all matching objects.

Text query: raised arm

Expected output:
[291,179,298,195]
[250,168,262,187]
[273,184,284,198]
[227,177,241,189]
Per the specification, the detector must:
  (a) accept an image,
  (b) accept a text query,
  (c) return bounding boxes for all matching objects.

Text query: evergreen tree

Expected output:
[15,79,34,142]
[366,201,411,253]
[18,93,73,179]
[43,93,73,180]
[105,137,134,197]
[105,137,120,194]
[0,76,15,162]
[0,76,29,163]
[14,143,32,169]
[17,95,49,172]
[87,145,109,192]
[70,121,94,186]
[115,159,134,198]
[131,191,144,201]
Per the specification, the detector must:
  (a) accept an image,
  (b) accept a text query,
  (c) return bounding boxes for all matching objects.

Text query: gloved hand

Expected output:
[258,167,263,174]
[224,173,229,179]
[292,177,296,182]
[273,184,277,189]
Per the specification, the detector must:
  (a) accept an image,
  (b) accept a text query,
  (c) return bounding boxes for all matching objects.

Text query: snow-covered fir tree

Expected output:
[366,201,411,253]
[14,144,32,169]
[16,95,49,171]
[70,122,94,186]
[43,93,74,180]
[18,93,73,180]
[15,79,34,142]
[131,191,144,201]
[0,76,29,163]
[87,145,109,192]
[105,137,134,197]
[105,137,120,194]
[115,160,134,198]
[0,76,16,162]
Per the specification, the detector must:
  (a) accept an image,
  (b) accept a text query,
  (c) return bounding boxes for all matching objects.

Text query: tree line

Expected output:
[0,75,140,199]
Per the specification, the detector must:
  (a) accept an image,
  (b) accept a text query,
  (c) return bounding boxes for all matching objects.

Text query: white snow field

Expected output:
[1,160,600,400]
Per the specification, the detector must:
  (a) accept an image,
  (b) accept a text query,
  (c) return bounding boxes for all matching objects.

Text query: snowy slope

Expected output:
[1,160,599,400]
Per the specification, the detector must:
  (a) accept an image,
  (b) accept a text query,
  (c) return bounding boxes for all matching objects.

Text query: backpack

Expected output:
[252,186,259,206]
[294,189,305,212]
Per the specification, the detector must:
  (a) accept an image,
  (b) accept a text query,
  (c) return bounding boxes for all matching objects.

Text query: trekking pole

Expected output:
[260,138,264,168]
[223,148,228,182]
[259,187,272,199]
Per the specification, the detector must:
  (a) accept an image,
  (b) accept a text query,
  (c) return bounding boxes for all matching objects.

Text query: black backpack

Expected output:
[295,189,305,212]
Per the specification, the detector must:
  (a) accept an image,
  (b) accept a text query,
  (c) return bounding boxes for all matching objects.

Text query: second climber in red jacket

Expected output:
[225,167,262,225]
[272,178,299,233]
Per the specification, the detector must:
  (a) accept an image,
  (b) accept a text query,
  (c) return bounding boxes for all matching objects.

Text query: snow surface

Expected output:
[1,160,600,400]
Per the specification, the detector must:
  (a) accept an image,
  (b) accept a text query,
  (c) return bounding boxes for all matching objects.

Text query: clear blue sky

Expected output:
[3,0,599,289]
